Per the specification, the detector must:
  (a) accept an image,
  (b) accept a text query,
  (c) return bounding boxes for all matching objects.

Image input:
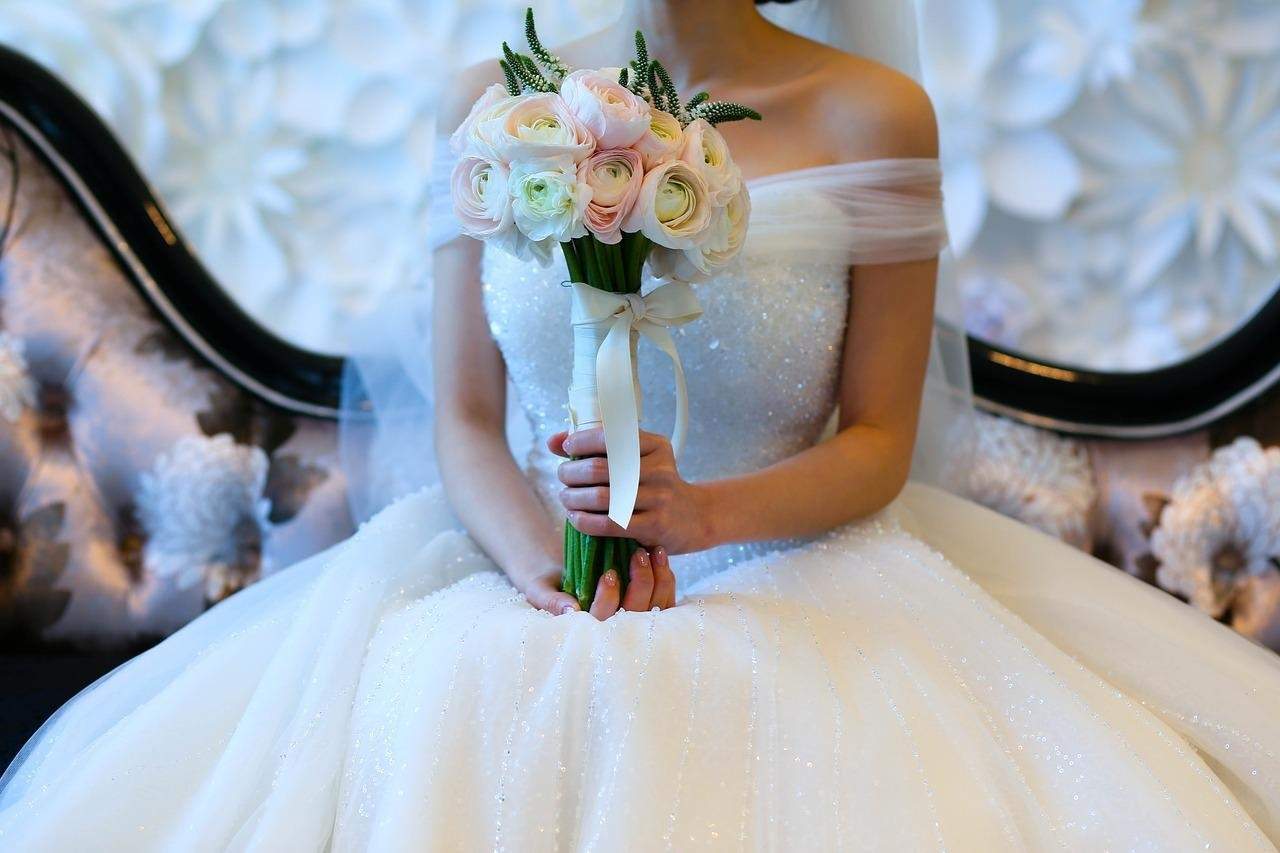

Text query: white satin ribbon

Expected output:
[568,281,703,528]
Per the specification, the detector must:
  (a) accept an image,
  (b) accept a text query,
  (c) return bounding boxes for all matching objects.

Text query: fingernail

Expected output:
[604,569,618,586]
[560,602,577,615]
[654,546,667,560]
[637,548,650,568]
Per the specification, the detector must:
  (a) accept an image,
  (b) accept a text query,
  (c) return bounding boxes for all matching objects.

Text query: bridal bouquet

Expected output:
[450,9,759,609]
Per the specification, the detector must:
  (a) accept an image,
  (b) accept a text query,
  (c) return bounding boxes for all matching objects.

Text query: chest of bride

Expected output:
[481,246,850,471]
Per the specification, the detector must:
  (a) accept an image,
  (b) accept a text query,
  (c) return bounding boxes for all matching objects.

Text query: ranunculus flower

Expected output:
[680,118,741,205]
[451,156,513,239]
[483,93,595,164]
[449,83,518,158]
[622,159,713,250]
[509,159,592,245]
[652,182,752,281]
[633,109,684,170]
[577,148,643,244]
[560,67,651,149]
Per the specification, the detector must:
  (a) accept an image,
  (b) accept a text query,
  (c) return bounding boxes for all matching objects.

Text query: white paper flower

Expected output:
[918,0,1082,255]
[1020,0,1145,94]
[1067,53,1280,291]
[952,412,1097,548]
[1150,437,1280,618]
[87,0,224,66]
[957,270,1038,349]
[159,56,306,301]
[1146,0,1280,58]
[0,332,37,423]
[137,434,271,590]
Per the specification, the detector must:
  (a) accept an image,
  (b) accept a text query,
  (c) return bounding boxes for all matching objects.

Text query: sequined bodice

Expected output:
[482,213,849,582]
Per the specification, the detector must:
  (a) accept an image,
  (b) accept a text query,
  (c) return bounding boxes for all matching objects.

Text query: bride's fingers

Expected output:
[567,510,631,539]
[557,457,609,487]
[561,428,665,459]
[589,570,621,620]
[622,548,654,611]
[651,546,675,609]
[546,430,570,458]
[560,486,609,512]
[526,580,581,616]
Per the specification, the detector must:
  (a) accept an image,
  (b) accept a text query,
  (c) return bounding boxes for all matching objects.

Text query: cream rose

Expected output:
[633,109,684,170]
[652,182,752,281]
[449,83,518,158]
[577,148,644,244]
[509,159,592,245]
[484,92,595,164]
[680,118,741,205]
[622,159,713,250]
[560,68,651,149]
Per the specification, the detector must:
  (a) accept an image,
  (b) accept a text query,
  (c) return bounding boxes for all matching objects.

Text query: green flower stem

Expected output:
[557,234,654,610]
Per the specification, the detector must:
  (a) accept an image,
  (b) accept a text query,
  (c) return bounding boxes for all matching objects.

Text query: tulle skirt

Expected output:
[1,484,1278,851]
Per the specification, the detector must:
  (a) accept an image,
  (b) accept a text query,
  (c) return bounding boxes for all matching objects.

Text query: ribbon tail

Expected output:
[641,324,691,459]
[597,316,641,529]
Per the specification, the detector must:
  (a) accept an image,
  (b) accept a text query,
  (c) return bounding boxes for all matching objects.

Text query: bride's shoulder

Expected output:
[804,48,939,162]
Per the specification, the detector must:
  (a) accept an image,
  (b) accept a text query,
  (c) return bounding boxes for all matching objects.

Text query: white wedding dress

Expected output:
[2,161,1280,853]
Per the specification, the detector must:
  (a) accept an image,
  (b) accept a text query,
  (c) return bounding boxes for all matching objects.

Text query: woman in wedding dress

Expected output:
[3,0,1280,850]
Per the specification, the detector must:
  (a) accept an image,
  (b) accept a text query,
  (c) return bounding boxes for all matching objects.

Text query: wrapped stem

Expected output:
[560,234,651,609]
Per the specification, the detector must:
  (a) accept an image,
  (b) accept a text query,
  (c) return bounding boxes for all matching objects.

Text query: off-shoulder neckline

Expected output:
[744,157,941,189]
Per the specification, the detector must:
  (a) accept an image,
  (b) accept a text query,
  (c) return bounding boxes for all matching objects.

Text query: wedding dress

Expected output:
[2,156,1279,852]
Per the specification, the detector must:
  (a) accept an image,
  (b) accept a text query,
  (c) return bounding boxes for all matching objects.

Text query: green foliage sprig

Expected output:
[501,9,761,127]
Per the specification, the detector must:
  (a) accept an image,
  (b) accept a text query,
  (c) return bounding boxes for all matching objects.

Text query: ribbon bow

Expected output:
[569,280,703,528]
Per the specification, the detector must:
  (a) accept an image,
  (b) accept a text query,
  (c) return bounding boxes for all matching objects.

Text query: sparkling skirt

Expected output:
[1,484,1278,851]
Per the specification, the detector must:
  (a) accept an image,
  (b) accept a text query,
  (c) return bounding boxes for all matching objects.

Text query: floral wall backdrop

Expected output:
[1,0,1279,367]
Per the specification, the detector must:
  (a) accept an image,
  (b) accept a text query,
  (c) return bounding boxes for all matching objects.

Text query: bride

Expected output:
[3,0,1280,849]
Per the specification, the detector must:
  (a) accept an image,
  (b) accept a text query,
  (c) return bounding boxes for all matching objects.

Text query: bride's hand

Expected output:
[508,552,672,621]
[549,427,715,557]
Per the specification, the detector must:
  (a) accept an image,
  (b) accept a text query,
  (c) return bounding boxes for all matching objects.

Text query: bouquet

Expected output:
[450,9,759,609]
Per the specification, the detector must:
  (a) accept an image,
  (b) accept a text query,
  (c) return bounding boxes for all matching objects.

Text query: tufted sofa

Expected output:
[0,119,357,760]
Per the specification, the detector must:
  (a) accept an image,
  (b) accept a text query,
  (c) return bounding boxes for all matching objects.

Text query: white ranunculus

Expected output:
[633,109,684,169]
[509,159,591,245]
[559,67,650,149]
[652,182,752,281]
[680,118,741,206]
[484,92,595,164]
[622,159,713,250]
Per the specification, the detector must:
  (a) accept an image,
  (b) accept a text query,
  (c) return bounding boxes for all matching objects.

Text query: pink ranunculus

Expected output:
[577,148,644,244]
[449,83,518,158]
[680,118,742,206]
[483,92,595,164]
[622,159,713,250]
[451,155,513,240]
[559,68,651,149]
[633,109,684,170]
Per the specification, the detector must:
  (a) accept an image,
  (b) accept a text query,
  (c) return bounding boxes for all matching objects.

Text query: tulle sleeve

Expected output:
[340,137,540,521]
[744,159,948,267]
[426,138,462,251]
[745,158,967,490]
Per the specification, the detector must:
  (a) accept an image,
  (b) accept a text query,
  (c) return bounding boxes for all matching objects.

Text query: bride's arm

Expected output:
[431,238,570,616]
